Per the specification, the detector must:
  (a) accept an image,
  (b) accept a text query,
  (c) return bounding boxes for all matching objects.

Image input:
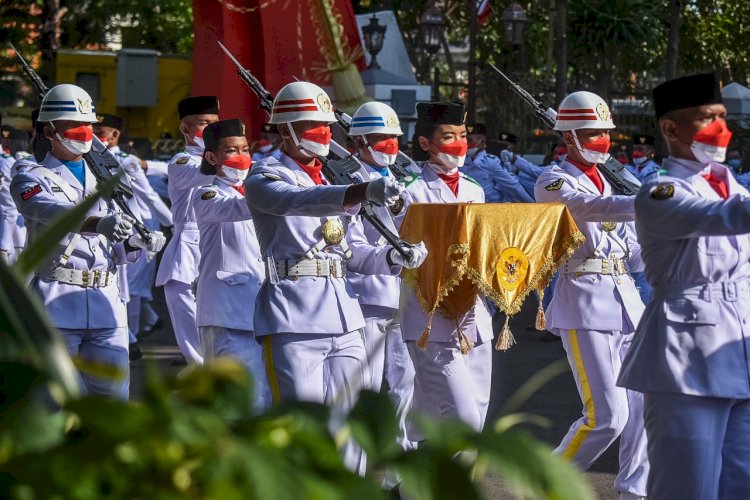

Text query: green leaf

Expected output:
[346,389,400,464]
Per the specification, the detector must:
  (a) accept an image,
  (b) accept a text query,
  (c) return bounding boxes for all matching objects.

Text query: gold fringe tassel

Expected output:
[417,312,435,350]
[495,315,516,351]
[457,330,473,355]
[535,289,547,331]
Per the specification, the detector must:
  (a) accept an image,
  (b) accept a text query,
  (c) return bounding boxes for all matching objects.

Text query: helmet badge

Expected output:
[595,102,611,122]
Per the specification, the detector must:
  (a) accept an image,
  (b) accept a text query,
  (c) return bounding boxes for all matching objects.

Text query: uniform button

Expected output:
[616,279,622,285]
[743,319,748,325]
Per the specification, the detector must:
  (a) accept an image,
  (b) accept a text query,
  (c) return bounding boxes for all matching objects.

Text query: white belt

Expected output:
[270,259,347,279]
[565,257,630,276]
[37,267,118,288]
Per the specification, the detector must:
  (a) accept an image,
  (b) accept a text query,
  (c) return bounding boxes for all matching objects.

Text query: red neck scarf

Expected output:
[568,158,603,194]
[437,171,460,197]
[294,158,324,185]
[231,184,245,196]
[702,172,728,199]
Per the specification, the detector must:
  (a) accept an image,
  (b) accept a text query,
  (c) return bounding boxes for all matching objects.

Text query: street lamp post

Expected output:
[361,14,387,70]
[467,0,478,123]
[502,2,528,47]
[418,4,445,93]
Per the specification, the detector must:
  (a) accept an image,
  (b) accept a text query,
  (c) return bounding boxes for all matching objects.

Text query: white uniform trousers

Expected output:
[383,316,417,452]
[62,326,130,400]
[163,280,203,364]
[407,339,492,436]
[200,326,270,411]
[262,330,367,475]
[554,329,648,497]
[360,305,393,392]
[644,392,750,500]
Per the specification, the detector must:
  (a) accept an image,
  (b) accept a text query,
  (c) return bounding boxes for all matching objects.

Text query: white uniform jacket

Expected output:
[10,153,139,329]
[0,153,22,257]
[245,153,400,336]
[346,160,401,310]
[396,163,494,345]
[155,146,213,286]
[192,178,264,331]
[619,158,750,398]
[534,160,644,332]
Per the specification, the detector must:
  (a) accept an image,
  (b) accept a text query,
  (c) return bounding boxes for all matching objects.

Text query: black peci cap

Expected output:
[653,73,722,119]
[261,123,279,134]
[465,123,487,135]
[95,113,123,130]
[497,131,517,144]
[632,134,655,146]
[179,96,220,119]
[200,118,247,174]
[416,102,465,128]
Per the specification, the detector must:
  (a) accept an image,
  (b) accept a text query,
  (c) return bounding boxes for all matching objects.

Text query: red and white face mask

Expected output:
[193,128,205,149]
[572,131,610,165]
[366,137,398,167]
[290,125,332,158]
[221,154,252,182]
[691,119,732,165]
[435,140,468,172]
[258,138,273,153]
[55,124,93,155]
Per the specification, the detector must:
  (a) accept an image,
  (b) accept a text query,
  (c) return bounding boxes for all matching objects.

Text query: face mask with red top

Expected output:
[366,137,398,167]
[572,131,610,164]
[434,139,468,172]
[55,124,93,155]
[221,154,252,182]
[691,118,732,164]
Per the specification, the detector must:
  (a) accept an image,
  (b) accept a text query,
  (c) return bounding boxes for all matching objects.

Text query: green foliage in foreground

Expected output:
[0,176,594,499]
[0,359,594,500]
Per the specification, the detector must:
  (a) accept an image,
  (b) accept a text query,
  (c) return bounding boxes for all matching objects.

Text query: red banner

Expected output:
[192,0,365,139]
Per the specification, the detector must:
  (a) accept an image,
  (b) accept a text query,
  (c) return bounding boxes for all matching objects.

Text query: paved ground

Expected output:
[132,288,620,499]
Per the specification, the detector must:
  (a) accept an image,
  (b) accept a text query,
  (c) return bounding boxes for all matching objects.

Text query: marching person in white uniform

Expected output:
[397,102,494,435]
[0,149,21,263]
[192,118,270,410]
[245,82,427,473]
[94,114,173,337]
[534,91,648,500]
[619,73,750,500]
[10,84,165,398]
[347,101,419,458]
[155,96,219,364]
[252,123,282,162]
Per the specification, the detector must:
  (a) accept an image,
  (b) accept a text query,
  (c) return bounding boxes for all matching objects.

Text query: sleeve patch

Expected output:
[389,196,404,216]
[544,179,564,191]
[262,172,282,181]
[651,183,675,200]
[175,157,190,165]
[20,184,42,200]
[201,190,217,200]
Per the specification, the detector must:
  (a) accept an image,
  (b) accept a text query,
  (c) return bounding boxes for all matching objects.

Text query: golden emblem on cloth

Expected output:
[321,219,344,245]
[496,247,529,291]
[317,93,332,113]
[651,183,675,200]
[596,102,611,121]
[601,221,617,232]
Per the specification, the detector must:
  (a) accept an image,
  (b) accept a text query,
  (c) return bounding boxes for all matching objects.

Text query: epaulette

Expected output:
[459,172,481,188]
[117,151,129,158]
[486,153,498,160]
[401,172,421,188]
[1,153,12,159]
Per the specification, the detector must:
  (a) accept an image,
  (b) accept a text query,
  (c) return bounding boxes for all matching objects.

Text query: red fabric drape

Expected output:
[191,0,365,139]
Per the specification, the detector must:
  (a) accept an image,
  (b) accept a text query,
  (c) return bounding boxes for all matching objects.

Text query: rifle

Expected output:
[489,64,639,196]
[218,42,413,257]
[10,43,153,244]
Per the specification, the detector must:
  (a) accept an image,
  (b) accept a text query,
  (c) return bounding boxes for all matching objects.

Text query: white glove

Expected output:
[365,176,405,207]
[500,149,514,165]
[0,249,8,264]
[389,241,428,269]
[96,213,135,242]
[128,230,166,257]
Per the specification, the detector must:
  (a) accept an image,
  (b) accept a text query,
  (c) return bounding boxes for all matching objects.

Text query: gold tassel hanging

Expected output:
[417,312,435,350]
[495,315,516,351]
[535,289,547,331]
[457,321,473,355]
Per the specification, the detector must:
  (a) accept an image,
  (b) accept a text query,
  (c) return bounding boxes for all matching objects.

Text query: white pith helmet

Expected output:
[269,81,337,124]
[348,101,403,136]
[554,91,615,131]
[38,84,98,123]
